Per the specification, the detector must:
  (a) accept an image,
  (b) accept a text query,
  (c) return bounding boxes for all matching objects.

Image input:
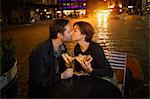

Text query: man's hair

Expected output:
[49,19,69,39]
[73,21,95,42]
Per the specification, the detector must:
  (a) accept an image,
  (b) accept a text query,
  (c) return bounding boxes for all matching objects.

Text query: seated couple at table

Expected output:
[62,21,113,78]
[28,19,115,98]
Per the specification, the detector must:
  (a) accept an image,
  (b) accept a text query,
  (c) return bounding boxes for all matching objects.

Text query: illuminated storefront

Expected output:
[57,0,87,18]
[27,0,58,20]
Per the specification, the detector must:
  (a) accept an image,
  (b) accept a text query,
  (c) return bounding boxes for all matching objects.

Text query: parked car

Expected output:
[109,7,122,19]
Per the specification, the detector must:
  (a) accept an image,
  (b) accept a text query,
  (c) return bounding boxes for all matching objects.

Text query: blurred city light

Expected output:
[97,10,110,18]
[44,9,47,12]
[36,8,39,12]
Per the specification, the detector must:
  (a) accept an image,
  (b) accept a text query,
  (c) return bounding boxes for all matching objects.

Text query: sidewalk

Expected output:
[1,20,52,29]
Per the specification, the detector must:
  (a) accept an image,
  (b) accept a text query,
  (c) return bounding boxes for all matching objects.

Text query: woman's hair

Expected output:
[73,21,95,42]
[49,19,69,39]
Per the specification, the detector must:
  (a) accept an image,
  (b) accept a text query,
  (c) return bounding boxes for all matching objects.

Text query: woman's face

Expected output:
[72,25,85,41]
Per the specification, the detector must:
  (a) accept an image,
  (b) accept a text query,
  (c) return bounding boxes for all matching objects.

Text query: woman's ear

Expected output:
[82,34,86,38]
[80,34,86,40]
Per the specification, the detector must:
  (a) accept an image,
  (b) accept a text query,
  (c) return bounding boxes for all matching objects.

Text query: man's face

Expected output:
[61,24,72,42]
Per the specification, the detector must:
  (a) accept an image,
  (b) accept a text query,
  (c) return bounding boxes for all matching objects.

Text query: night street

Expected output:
[1,14,149,97]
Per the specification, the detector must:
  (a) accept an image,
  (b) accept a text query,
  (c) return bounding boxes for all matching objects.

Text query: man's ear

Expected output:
[57,32,63,39]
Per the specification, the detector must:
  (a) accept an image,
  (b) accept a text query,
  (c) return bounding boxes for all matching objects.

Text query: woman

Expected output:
[72,21,113,78]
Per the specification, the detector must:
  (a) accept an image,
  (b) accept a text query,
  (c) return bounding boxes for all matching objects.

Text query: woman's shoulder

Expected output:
[89,41,104,53]
[90,41,102,48]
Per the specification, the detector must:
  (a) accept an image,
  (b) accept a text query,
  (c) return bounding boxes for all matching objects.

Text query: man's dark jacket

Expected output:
[28,39,67,97]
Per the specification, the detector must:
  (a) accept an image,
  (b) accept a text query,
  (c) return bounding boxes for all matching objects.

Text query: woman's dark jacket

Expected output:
[74,41,113,78]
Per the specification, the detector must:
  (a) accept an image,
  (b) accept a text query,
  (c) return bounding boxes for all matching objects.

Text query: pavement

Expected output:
[1,20,52,29]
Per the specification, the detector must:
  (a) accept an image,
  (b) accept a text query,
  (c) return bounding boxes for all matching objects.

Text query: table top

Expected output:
[48,75,122,98]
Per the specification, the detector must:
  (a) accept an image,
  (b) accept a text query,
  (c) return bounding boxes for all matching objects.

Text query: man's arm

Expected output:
[29,51,51,88]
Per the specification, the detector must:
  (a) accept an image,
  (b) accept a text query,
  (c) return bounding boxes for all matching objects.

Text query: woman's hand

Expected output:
[81,61,93,73]
[76,55,93,73]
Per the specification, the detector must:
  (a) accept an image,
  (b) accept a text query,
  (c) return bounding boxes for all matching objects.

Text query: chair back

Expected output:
[105,50,127,97]
[92,35,127,96]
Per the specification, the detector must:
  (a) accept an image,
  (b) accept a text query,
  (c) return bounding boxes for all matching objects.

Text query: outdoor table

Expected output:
[47,75,122,98]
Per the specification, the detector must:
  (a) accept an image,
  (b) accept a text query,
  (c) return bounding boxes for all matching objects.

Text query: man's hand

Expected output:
[62,53,76,64]
[61,68,73,79]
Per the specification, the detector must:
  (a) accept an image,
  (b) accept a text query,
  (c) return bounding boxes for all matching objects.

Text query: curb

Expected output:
[2,20,52,28]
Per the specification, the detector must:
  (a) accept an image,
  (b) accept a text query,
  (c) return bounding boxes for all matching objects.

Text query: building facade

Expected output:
[28,0,87,19]
[27,0,58,20]
[33,0,57,4]
[56,0,87,18]
[1,0,29,24]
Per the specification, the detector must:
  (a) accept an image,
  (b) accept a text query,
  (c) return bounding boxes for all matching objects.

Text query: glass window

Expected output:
[67,6,70,8]
[63,7,66,9]
[71,3,73,6]
[83,6,86,9]
[63,3,66,6]
[71,6,75,8]
[59,7,62,10]
[67,3,70,6]
[58,0,62,2]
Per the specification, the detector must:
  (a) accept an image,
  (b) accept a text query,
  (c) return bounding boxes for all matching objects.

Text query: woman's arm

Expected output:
[90,44,113,78]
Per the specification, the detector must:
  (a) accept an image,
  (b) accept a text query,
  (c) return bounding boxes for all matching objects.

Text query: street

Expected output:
[1,14,149,97]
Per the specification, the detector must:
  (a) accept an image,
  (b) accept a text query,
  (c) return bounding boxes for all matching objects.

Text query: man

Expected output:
[28,19,73,97]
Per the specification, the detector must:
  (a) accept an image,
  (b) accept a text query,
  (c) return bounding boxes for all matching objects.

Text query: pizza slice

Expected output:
[62,53,76,64]
[76,54,93,63]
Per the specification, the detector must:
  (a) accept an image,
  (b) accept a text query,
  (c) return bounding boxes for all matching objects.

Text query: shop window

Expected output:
[67,6,71,9]
[67,3,70,6]
[63,7,67,9]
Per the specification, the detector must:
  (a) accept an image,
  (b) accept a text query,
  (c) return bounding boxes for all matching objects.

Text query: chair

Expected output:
[92,34,127,96]
[105,50,127,97]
